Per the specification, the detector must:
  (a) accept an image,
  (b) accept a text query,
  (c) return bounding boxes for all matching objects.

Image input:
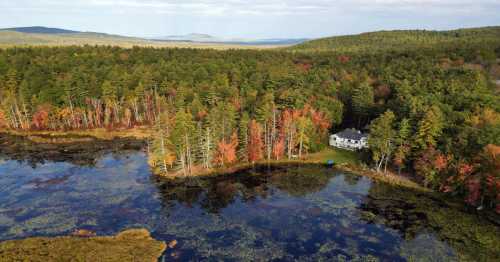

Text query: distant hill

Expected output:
[0,26,305,48]
[0,26,80,34]
[289,26,500,53]
[0,30,282,50]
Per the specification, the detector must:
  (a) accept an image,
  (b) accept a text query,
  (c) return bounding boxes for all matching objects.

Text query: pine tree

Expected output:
[148,111,175,176]
[352,81,374,128]
[393,118,412,174]
[414,106,443,151]
[238,112,250,162]
[172,109,196,176]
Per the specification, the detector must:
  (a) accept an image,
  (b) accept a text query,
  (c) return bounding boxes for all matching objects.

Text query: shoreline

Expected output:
[157,160,426,191]
[1,128,425,191]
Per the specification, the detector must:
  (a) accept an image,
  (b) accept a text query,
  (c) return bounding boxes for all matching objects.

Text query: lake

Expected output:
[0,137,499,261]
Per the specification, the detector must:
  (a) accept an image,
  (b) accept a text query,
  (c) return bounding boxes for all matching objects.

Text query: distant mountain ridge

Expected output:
[0,26,79,34]
[0,27,306,46]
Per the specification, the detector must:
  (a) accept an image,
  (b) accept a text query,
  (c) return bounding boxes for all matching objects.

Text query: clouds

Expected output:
[4,0,499,16]
[1,0,499,38]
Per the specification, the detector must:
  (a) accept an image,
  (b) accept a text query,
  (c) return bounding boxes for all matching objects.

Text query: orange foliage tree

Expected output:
[272,135,286,160]
[213,133,238,167]
[32,106,50,130]
[248,120,263,163]
[0,110,7,128]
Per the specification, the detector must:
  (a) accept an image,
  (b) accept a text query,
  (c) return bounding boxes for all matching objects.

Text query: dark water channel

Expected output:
[0,134,499,261]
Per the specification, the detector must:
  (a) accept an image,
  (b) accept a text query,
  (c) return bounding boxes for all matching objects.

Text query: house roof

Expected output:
[333,128,367,140]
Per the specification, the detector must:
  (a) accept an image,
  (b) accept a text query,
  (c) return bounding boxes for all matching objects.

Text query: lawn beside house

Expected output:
[306,147,361,165]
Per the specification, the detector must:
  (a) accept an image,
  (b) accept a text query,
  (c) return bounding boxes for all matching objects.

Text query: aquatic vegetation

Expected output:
[0,229,166,262]
[8,212,78,237]
[0,149,499,260]
[361,182,500,261]
[0,132,145,167]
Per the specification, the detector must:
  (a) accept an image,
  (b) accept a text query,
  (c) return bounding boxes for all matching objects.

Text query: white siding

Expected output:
[329,134,368,150]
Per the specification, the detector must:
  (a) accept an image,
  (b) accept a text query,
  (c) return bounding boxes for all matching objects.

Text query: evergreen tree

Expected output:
[393,118,412,174]
[172,109,196,176]
[238,112,250,162]
[352,81,374,128]
[414,106,443,151]
[148,111,175,176]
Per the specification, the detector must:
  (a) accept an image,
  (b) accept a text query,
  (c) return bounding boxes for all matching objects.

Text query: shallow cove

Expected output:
[0,139,499,261]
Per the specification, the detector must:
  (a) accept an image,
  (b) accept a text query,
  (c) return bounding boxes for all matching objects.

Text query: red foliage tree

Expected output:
[0,110,7,128]
[248,120,263,163]
[338,55,350,64]
[434,154,449,172]
[32,107,50,130]
[297,63,312,72]
[197,110,208,120]
[213,133,238,167]
[272,136,286,160]
[457,162,474,181]
[465,178,481,206]
[374,85,392,99]
[310,109,331,133]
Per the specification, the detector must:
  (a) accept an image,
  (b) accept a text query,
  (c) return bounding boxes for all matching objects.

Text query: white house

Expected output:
[329,128,368,150]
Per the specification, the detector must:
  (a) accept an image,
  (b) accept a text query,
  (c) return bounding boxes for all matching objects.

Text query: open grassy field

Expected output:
[0,31,283,50]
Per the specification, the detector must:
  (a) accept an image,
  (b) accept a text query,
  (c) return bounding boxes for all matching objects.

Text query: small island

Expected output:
[0,229,167,262]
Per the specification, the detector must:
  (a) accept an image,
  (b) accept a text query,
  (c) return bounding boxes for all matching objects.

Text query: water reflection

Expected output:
[153,165,333,214]
[0,149,498,261]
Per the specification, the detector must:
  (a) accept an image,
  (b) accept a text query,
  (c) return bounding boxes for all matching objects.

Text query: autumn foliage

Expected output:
[438,144,500,213]
[32,106,50,130]
[272,136,286,160]
[0,110,6,128]
[248,120,263,163]
[213,133,238,167]
[338,55,350,63]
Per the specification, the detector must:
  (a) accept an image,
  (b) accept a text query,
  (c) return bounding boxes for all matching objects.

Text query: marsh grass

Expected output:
[1,127,153,141]
[0,229,166,262]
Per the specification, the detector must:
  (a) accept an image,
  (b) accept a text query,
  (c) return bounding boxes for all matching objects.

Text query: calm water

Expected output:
[0,147,499,261]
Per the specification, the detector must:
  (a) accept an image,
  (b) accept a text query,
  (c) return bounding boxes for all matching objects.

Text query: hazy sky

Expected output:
[1,0,499,38]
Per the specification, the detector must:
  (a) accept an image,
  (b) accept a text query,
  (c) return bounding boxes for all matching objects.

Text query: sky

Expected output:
[1,0,500,39]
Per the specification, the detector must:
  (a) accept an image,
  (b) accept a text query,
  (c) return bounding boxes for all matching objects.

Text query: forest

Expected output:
[0,27,499,213]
